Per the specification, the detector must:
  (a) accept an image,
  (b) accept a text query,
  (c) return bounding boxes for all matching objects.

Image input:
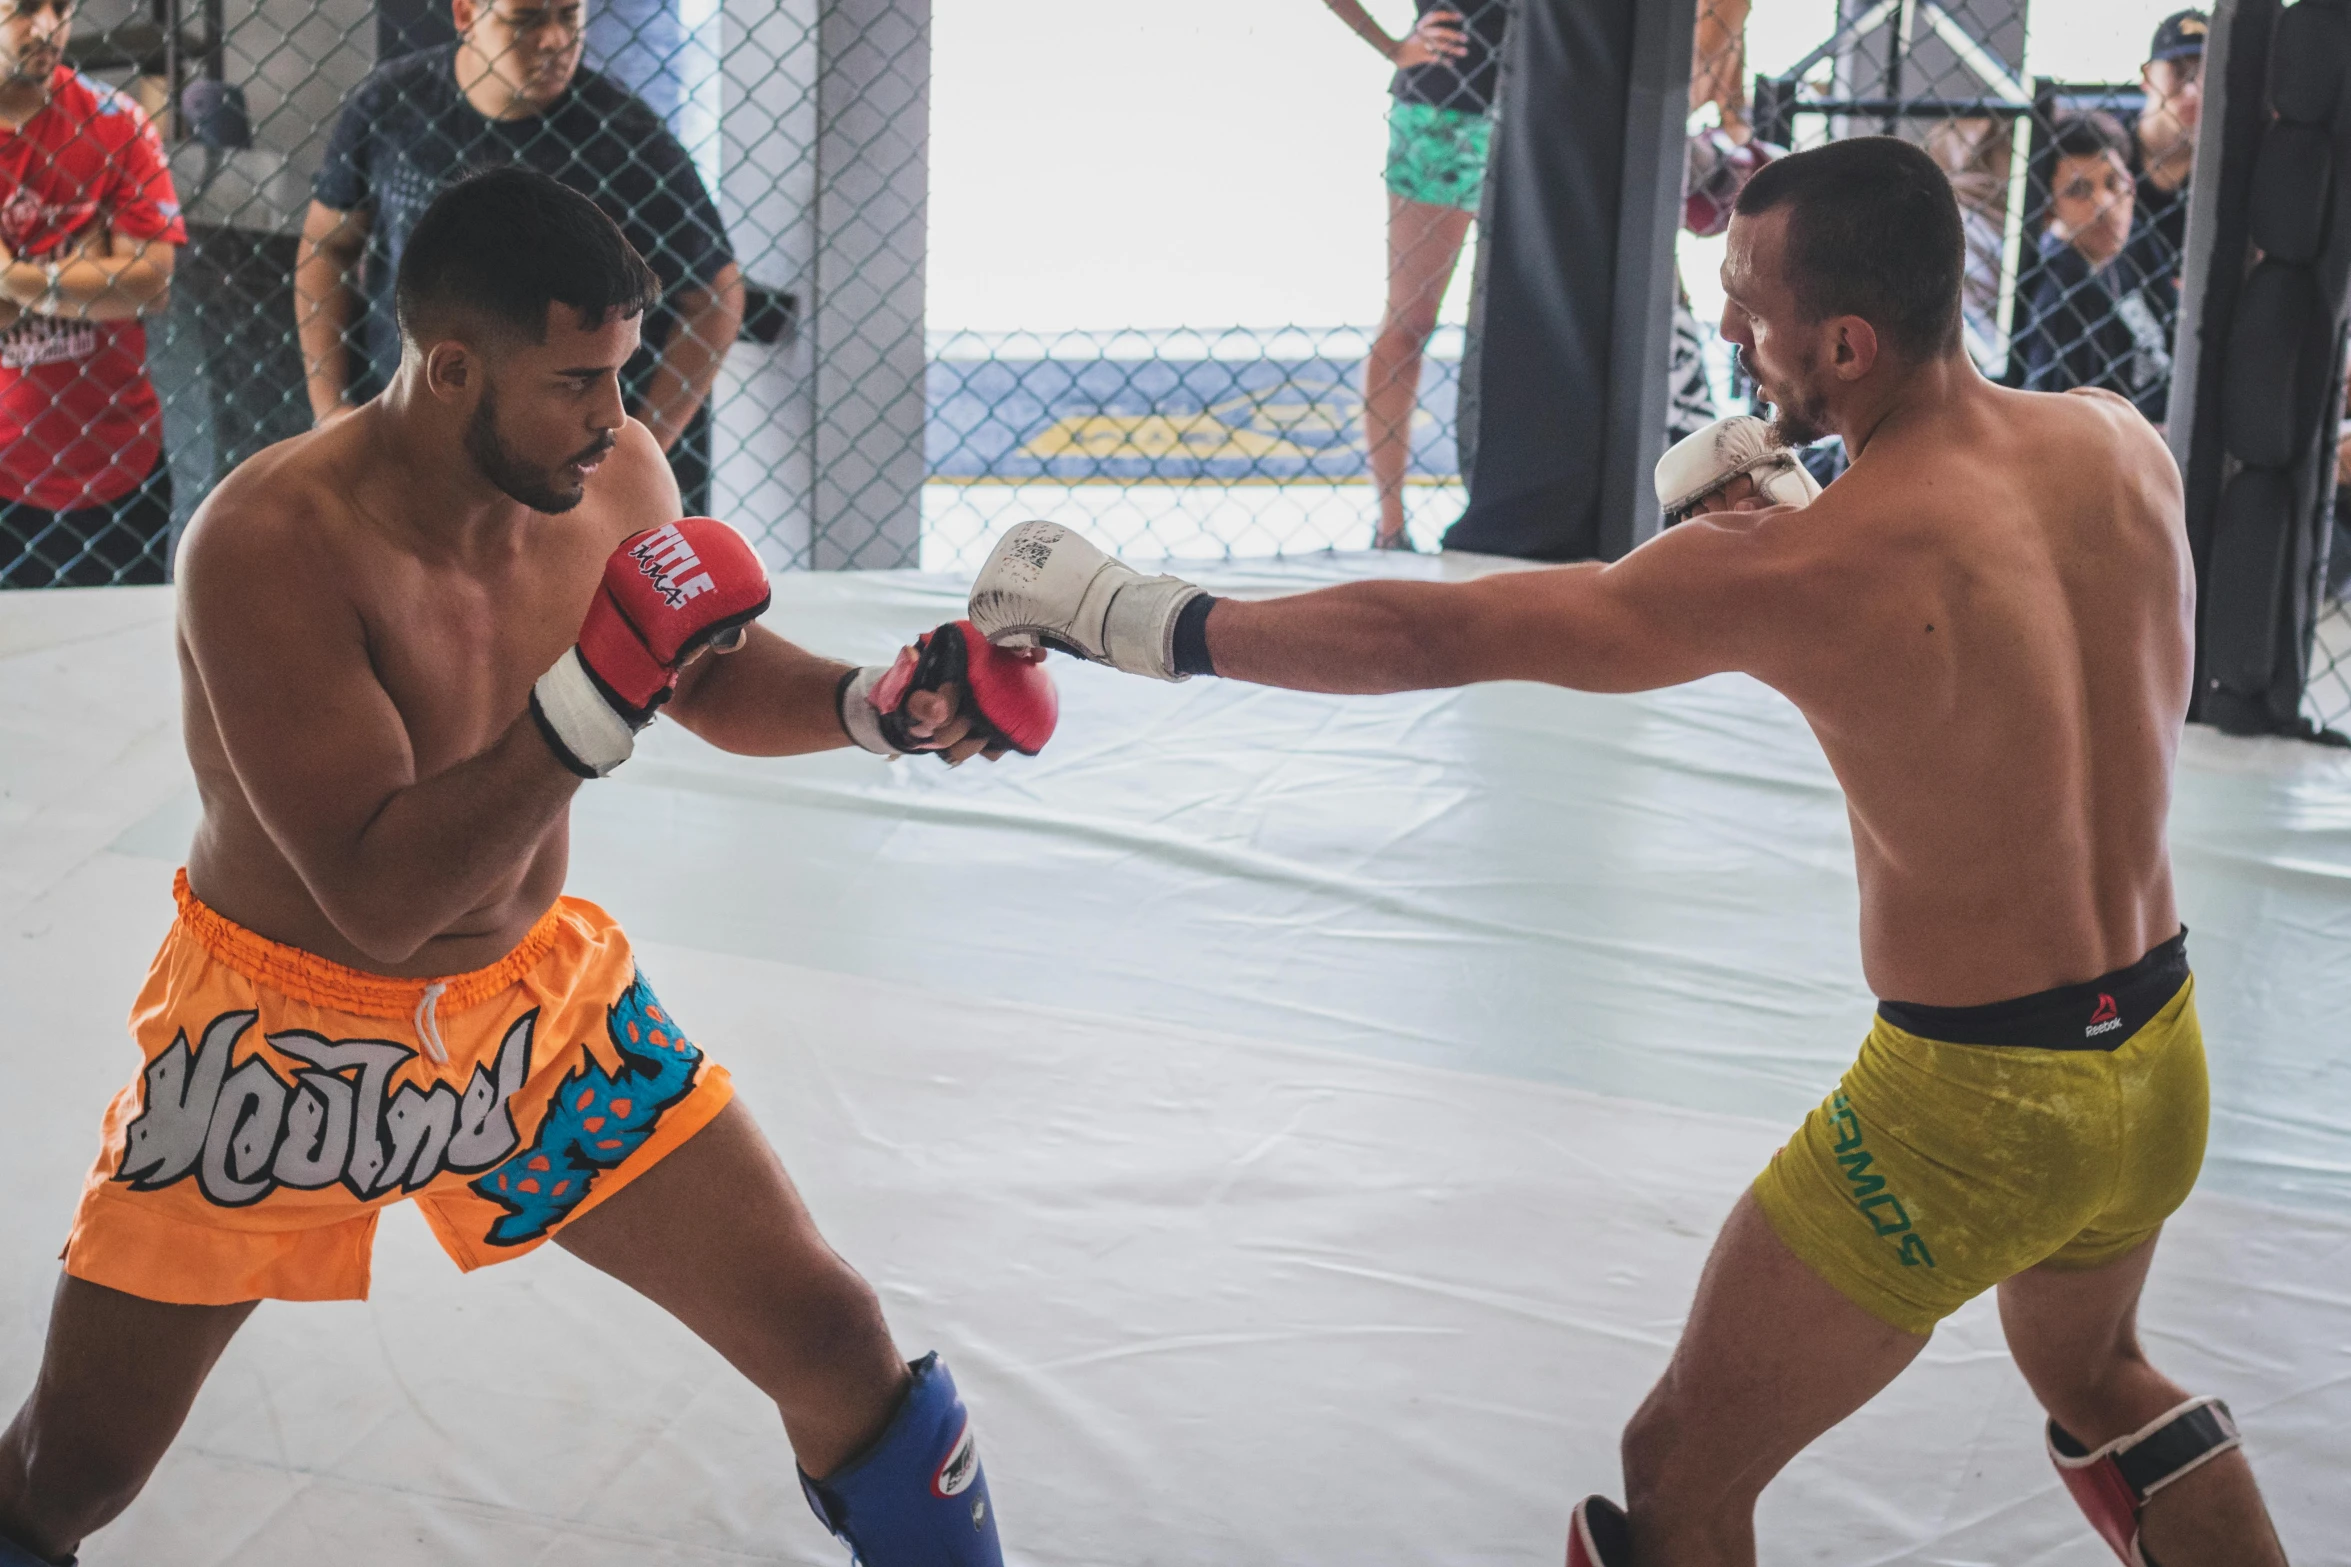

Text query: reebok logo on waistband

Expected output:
[1876,931,2189,1051]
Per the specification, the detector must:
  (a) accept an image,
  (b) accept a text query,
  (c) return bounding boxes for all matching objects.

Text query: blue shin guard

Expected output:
[800,1353,1002,1566]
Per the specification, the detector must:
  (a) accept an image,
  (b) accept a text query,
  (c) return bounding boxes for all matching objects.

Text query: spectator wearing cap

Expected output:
[296,0,743,512]
[0,0,185,588]
[2134,10,2204,251]
[2016,113,2173,424]
[2119,8,2205,423]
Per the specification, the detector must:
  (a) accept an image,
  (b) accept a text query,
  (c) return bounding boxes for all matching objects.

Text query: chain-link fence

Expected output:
[5,0,2335,633]
[2306,463,2351,729]
[924,325,1465,568]
[1680,1,2205,471]
[1,0,874,583]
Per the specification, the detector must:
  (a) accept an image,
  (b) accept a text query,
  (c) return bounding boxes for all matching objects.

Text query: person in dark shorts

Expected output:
[295,0,742,511]
[0,0,184,588]
[1323,0,1508,549]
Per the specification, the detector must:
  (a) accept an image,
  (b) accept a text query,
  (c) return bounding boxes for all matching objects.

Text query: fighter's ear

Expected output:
[422,339,476,402]
[1829,316,1881,381]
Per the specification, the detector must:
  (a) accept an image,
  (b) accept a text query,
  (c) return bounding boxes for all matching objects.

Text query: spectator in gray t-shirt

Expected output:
[297,0,742,510]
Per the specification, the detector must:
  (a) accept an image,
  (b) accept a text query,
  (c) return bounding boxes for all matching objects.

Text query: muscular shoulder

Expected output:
[1580,494,1868,685]
[176,432,368,627]
[578,417,687,546]
[2061,385,2166,443]
[2044,387,2181,505]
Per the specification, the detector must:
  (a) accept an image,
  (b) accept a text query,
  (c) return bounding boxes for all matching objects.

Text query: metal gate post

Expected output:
[1596,0,1699,560]
[810,0,929,569]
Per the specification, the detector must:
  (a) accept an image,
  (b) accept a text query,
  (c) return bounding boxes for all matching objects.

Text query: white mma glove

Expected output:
[1654,414,1822,525]
[967,521,1204,681]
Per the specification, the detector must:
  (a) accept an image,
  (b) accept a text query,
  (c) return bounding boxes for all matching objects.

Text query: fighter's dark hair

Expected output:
[2049,111,2135,168]
[1732,135,1966,362]
[394,166,660,346]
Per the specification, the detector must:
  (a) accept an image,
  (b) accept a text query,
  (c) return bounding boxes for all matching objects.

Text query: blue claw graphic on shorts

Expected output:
[472,971,701,1246]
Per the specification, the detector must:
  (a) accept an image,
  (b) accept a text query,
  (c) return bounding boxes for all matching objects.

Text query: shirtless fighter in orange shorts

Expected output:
[964,139,2292,1565]
[0,168,1048,1566]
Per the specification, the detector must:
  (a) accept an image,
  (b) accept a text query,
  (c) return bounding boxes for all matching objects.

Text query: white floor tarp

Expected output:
[3,560,2345,1564]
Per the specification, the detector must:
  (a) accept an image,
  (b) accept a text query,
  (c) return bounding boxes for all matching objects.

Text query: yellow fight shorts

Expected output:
[64,871,733,1305]
[1753,931,2206,1336]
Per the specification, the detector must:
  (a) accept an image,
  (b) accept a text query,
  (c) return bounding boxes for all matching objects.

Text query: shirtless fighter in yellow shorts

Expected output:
[0,169,1051,1566]
[962,138,2292,1565]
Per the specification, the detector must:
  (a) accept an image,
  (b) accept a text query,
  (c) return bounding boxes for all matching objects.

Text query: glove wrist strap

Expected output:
[1170,592,1220,677]
[1102,577,1204,681]
[531,647,637,779]
[838,664,902,755]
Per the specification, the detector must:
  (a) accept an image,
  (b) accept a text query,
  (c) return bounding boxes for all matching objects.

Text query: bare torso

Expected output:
[1753,384,2191,1004]
[178,408,652,976]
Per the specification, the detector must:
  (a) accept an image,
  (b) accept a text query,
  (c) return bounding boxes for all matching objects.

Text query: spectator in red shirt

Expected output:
[0,0,183,588]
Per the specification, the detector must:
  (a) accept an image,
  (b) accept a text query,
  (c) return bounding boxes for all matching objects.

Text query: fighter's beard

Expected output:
[1767,399,1831,450]
[464,380,607,514]
[1741,346,1832,450]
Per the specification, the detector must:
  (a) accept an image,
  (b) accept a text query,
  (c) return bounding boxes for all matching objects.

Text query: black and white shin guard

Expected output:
[1565,1495,1633,1567]
[2048,1396,2242,1566]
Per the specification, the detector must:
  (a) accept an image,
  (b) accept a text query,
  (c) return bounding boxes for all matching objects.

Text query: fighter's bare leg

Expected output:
[1618,1191,1926,1566]
[1366,194,1473,547]
[554,1097,909,1479]
[0,1277,257,1560]
[1998,1234,2289,1566]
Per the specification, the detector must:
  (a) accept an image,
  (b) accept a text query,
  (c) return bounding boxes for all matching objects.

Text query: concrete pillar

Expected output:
[714,0,818,566]
[808,0,928,569]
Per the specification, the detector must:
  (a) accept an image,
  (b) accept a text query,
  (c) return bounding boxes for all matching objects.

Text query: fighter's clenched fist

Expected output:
[531,516,772,777]
[968,521,1205,681]
[839,619,1059,760]
[1653,414,1821,525]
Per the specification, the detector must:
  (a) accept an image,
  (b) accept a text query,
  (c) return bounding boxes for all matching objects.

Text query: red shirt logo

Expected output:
[2089,993,2119,1025]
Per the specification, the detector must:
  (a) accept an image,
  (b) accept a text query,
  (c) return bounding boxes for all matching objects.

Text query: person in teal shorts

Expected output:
[1323,0,1508,548]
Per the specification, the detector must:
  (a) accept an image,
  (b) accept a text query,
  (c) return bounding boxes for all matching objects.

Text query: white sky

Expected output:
[928,1,2198,335]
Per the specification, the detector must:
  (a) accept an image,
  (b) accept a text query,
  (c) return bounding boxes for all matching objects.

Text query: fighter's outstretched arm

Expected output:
[1196,553,1729,694]
[970,512,1807,697]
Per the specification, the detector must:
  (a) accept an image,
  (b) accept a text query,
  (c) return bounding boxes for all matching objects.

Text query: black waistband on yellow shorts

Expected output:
[1874,929,2189,1051]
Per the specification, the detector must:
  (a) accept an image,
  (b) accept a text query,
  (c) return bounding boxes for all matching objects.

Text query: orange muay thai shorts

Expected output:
[63,871,733,1305]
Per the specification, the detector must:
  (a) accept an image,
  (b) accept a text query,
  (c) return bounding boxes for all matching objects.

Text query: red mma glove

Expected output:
[839,620,1058,760]
[532,517,772,778]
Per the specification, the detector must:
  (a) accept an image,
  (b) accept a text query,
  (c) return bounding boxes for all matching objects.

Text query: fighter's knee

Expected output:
[2028,1339,2172,1442]
[750,1254,895,1403]
[800,1264,891,1354]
